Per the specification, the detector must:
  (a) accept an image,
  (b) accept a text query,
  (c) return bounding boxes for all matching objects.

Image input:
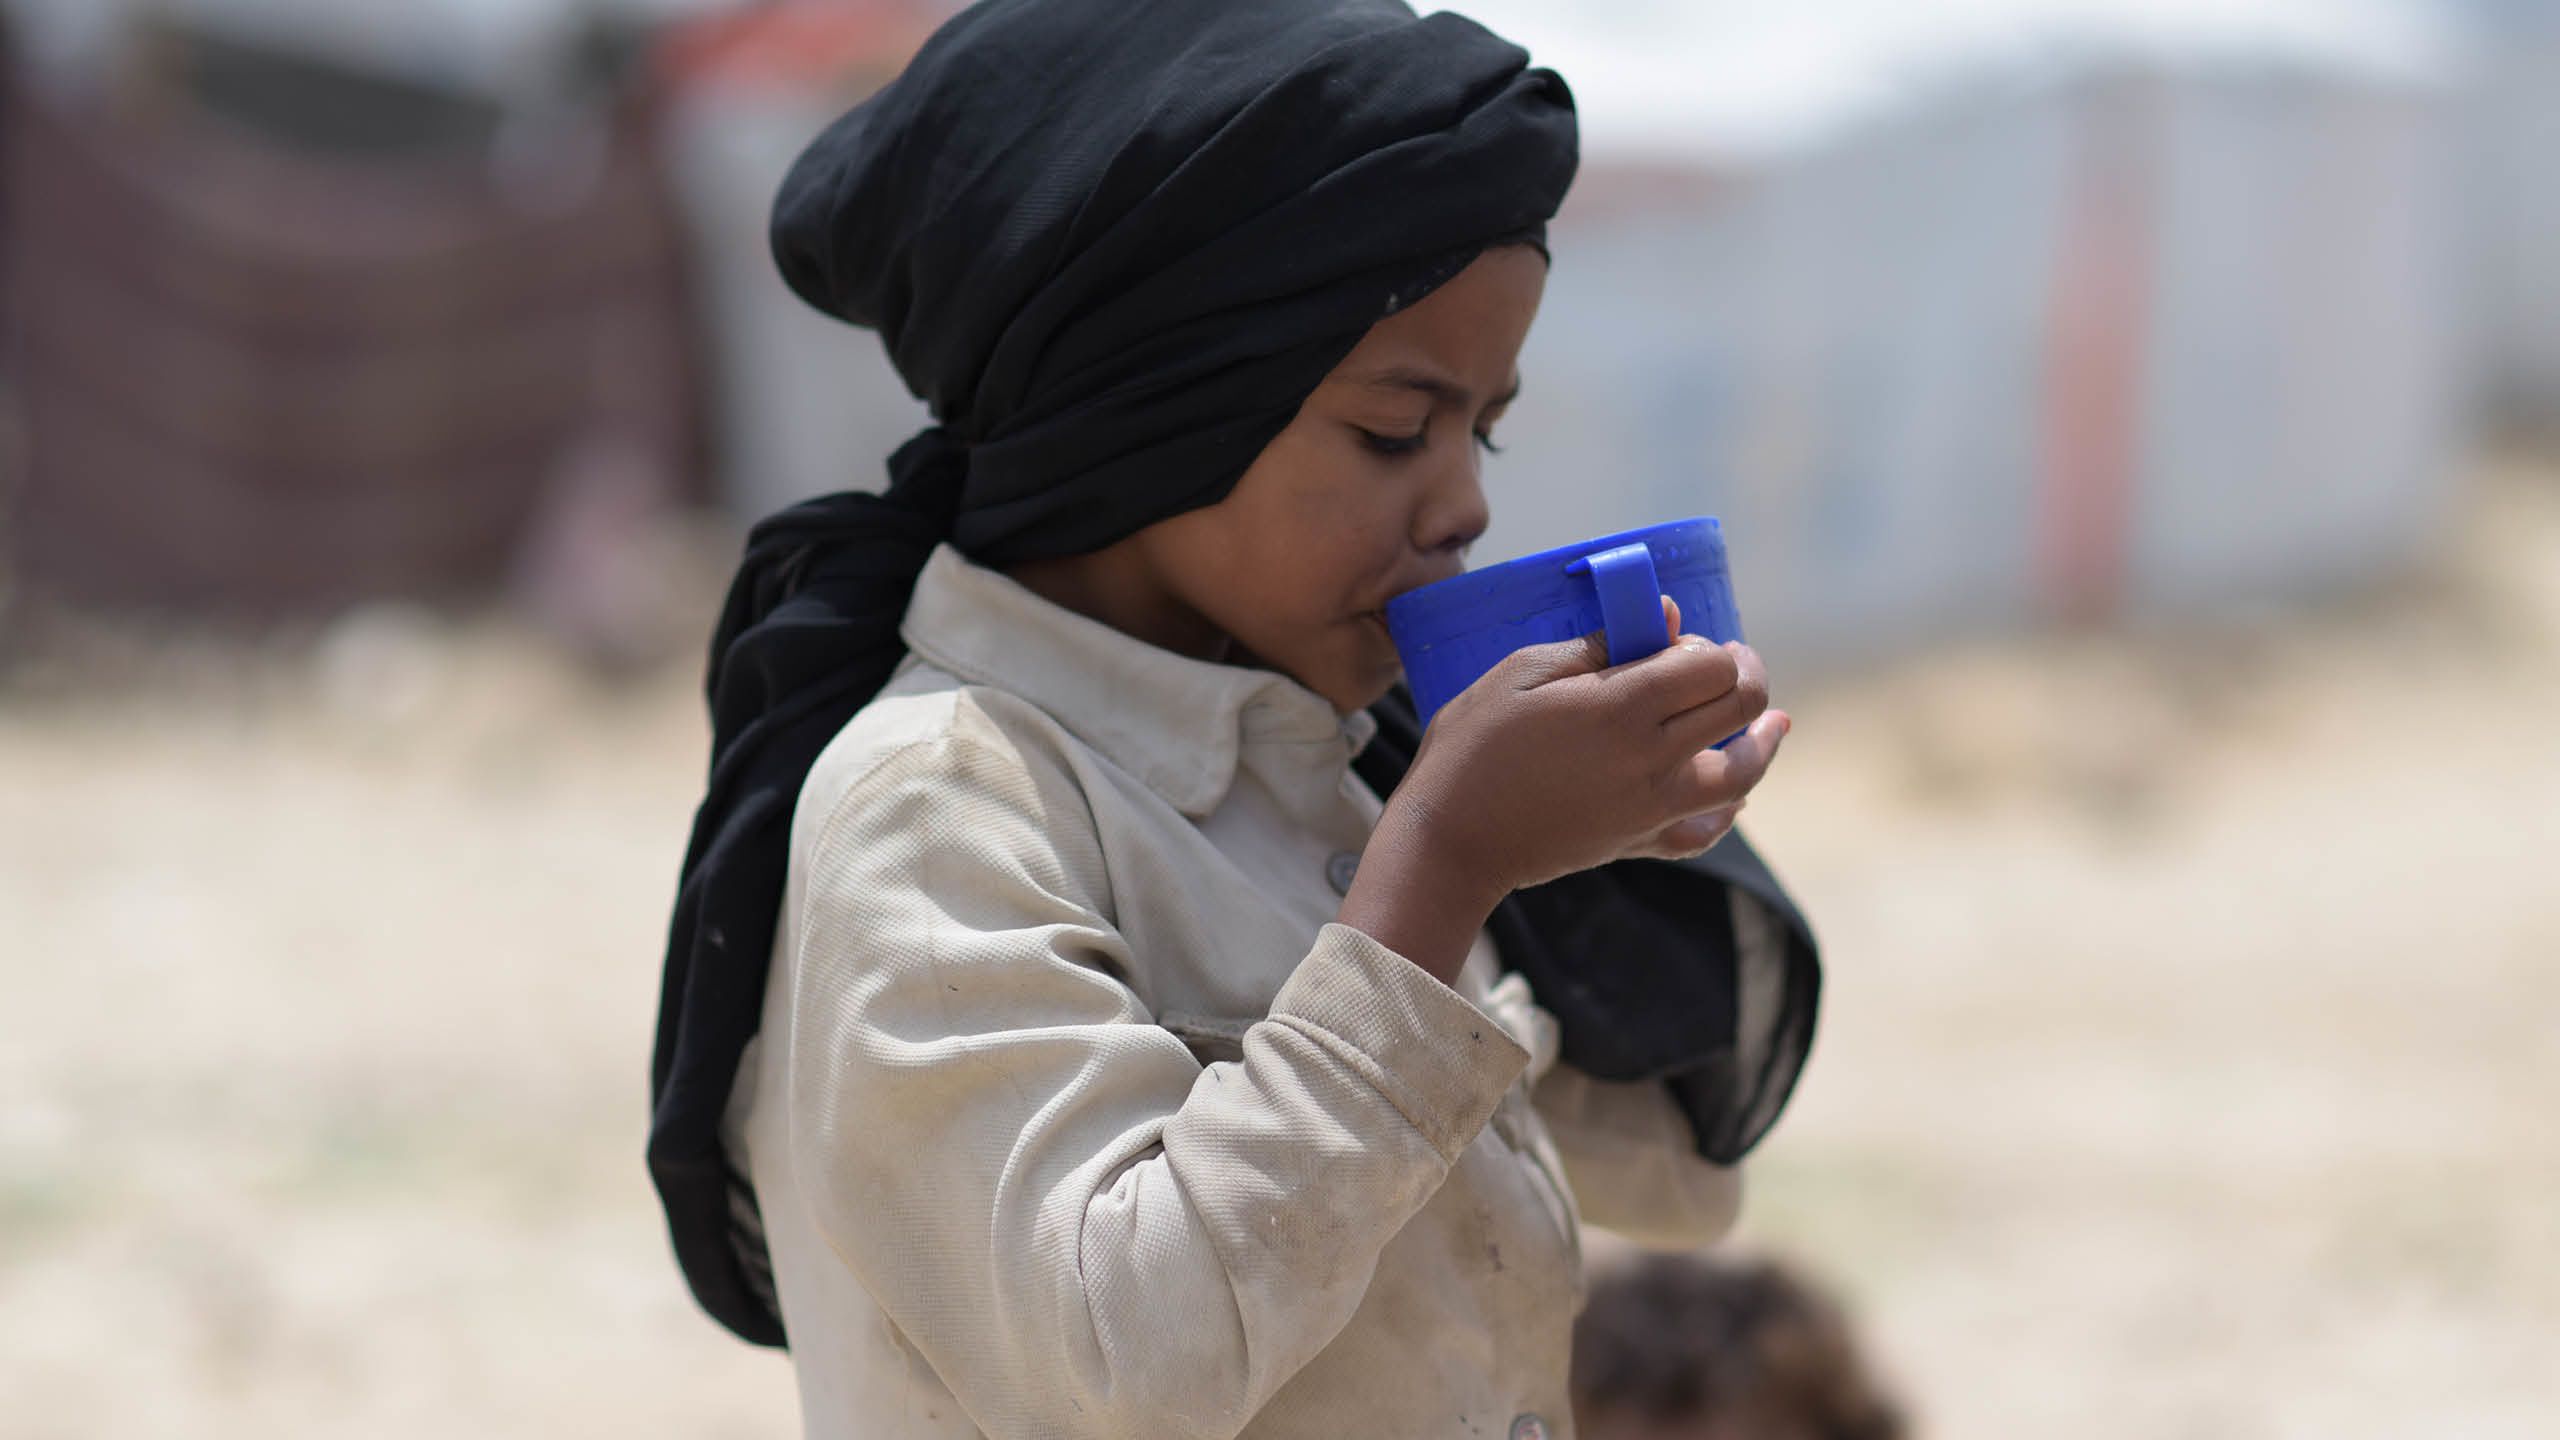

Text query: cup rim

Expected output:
[1383,515,1725,641]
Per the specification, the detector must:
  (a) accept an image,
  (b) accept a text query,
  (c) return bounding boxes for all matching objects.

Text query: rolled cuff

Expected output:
[1264,923,1532,1161]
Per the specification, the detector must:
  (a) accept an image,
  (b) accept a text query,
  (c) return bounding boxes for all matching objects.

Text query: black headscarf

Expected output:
[652,0,1817,1349]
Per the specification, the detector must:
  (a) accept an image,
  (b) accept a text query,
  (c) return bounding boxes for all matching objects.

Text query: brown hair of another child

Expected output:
[1571,1251,1908,1440]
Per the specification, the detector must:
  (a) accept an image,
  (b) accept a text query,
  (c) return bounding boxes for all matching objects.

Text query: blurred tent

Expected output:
[0,0,966,619]
[0,0,716,614]
[0,0,711,609]
[5,0,712,100]
[1463,1,2471,670]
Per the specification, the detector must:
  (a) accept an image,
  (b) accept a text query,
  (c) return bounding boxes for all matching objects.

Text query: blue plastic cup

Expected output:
[1385,516,1744,730]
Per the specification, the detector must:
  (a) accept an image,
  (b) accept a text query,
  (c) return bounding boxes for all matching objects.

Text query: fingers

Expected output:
[1500,626,1616,687]
[1661,642,1769,752]
[1499,609,1755,737]
[1603,636,1748,726]
[1648,801,1741,859]
[1660,708,1790,814]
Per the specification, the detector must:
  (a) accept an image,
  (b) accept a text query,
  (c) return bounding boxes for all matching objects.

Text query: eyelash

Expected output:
[1358,428,1504,458]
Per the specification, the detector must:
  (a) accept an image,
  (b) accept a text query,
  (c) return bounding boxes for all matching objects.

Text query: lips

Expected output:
[1378,562,1461,611]
[1362,564,1459,639]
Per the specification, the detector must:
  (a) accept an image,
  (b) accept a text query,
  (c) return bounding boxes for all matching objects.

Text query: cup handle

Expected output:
[1567,542,1665,668]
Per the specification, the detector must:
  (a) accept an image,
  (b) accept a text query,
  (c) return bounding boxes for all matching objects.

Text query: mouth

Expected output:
[1376,565,1460,613]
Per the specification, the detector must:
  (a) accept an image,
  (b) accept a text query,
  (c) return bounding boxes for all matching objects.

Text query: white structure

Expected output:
[1478,43,2465,670]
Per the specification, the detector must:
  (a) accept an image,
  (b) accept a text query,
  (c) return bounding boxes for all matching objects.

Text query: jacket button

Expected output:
[1509,1417,1551,1440]
[1324,851,1361,896]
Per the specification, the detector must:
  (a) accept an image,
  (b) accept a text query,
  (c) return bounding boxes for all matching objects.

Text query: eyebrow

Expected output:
[1349,365,1522,410]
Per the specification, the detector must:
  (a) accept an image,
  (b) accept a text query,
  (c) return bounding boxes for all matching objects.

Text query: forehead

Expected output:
[1327,245,1547,393]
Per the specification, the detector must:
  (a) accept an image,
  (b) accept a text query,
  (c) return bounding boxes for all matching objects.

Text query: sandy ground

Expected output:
[5,462,2556,1439]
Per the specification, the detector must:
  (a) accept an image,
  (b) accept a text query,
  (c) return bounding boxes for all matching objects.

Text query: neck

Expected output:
[1003,548,1232,664]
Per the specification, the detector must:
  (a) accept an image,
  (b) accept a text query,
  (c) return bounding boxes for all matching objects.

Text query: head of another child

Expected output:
[1005,242,1547,714]
[1571,1251,1908,1440]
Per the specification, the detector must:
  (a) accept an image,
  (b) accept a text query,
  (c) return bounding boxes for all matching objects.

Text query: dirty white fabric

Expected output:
[725,544,1771,1440]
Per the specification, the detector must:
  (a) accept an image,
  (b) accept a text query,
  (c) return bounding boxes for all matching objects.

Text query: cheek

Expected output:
[1145,510,1334,643]
[1230,444,1407,609]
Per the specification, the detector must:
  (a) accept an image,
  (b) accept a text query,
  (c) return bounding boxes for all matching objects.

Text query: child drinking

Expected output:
[649,3,1821,1435]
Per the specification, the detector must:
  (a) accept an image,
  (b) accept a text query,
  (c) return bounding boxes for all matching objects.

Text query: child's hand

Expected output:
[1342,597,1786,984]
[1414,596,1784,882]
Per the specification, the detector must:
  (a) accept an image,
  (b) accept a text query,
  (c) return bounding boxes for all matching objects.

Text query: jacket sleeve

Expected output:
[1520,890,1796,1248]
[774,716,1529,1439]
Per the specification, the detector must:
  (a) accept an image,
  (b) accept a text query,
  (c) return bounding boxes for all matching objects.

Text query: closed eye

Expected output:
[1356,426,1428,457]
[1355,426,1506,458]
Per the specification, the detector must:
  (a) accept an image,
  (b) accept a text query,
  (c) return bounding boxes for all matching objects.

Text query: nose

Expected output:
[1413,447,1490,562]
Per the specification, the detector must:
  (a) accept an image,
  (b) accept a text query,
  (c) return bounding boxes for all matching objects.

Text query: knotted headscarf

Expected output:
[652,0,1816,1348]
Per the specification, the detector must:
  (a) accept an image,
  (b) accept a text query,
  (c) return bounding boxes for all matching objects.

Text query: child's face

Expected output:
[1132,244,1547,712]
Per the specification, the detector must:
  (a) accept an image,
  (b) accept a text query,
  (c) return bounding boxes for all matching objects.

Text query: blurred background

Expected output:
[1,0,2552,1435]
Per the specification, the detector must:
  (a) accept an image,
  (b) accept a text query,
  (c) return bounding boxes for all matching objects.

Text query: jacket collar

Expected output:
[901,545,1376,818]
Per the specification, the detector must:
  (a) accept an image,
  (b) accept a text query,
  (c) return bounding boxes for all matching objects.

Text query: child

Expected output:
[648,3,1820,1436]
[1572,1251,1908,1440]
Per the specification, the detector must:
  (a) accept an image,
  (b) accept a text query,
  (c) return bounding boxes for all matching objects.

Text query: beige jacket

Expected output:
[727,544,1780,1440]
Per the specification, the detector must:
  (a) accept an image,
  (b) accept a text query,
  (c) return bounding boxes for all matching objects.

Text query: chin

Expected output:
[1276,621,1402,714]
[1291,659,1385,716]
[1338,663,1403,715]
